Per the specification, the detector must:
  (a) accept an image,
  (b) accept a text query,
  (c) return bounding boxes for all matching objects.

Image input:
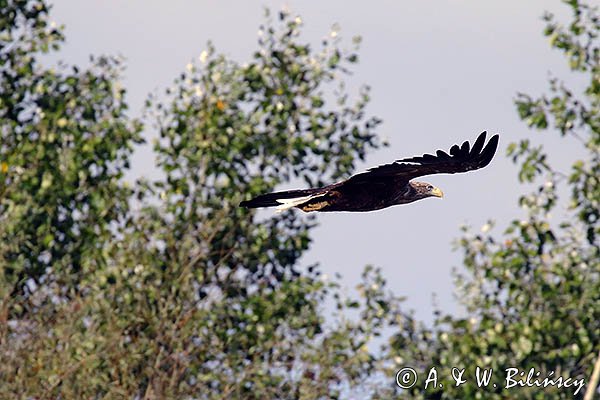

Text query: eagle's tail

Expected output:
[240,188,323,210]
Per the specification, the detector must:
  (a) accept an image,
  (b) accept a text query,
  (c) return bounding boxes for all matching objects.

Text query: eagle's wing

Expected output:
[346,131,499,185]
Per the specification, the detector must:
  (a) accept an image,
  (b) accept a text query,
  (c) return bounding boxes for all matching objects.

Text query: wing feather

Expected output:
[460,140,470,155]
[470,131,487,155]
[436,149,451,160]
[346,131,499,184]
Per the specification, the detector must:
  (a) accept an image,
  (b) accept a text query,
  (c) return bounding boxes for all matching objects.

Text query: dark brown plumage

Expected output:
[240,131,499,213]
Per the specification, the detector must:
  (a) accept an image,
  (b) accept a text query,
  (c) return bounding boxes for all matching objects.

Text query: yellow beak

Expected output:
[431,187,444,198]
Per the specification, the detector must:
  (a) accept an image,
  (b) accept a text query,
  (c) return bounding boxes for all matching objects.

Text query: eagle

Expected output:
[240,131,499,213]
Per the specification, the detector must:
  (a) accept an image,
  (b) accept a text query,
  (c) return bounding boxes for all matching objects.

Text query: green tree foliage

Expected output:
[0,0,143,296]
[0,3,393,398]
[145,10,381,294]
[386,2,600,399]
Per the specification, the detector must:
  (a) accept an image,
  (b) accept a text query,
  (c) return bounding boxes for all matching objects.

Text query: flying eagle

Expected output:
[240,131,499,213]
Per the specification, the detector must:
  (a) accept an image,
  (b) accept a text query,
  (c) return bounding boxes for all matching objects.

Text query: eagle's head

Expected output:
[410,181,444,200]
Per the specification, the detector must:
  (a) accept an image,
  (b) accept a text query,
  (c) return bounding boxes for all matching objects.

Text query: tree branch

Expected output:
[584,350,600,400]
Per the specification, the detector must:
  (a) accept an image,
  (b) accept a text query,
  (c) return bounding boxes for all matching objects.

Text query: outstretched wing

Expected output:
[347,131,499,184]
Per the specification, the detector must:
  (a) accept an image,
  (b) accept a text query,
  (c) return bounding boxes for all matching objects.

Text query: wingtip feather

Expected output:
[479,133,500,167]
[470,131,487,155]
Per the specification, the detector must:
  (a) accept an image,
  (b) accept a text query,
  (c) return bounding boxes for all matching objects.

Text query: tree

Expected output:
[1,4,393,398]
[386,2,600,399]
[0,0,143,298]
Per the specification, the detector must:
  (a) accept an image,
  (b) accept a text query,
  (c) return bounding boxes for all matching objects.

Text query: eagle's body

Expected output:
[286,179,421,212]
[240,131,499,213]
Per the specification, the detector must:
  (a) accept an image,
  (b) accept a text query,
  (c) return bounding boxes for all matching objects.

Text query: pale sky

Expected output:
[48,0,582,321]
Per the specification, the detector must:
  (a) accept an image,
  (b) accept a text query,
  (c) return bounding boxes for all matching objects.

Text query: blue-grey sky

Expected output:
[49,0,581,321]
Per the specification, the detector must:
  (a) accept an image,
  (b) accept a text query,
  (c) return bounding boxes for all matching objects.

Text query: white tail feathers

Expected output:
[275,193,326,213]
[275,195,313,213]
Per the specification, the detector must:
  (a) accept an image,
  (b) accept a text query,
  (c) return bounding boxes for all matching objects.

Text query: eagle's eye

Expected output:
[427,185,433,190]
